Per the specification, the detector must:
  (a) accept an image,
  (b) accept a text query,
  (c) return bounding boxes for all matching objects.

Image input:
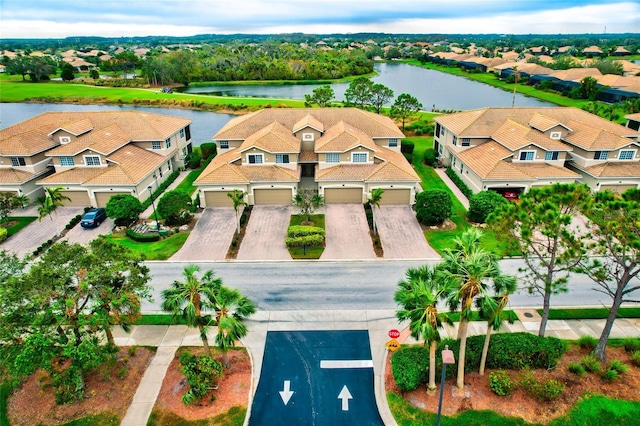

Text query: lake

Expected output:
[181,62,554,110]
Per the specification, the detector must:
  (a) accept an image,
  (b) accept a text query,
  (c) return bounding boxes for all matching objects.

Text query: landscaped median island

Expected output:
[286,214,326,259]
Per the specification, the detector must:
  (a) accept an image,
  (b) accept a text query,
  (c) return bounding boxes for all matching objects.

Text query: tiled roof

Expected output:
[528,113,571,132]
[577,162,640,178]
[299,149,318,162]
[240,165,299,182]
[492,119,569,151]
[316,164,378,181]
[511,163,580,179]
[47,124,131,156]
[0,168,36,184]
[238,121,300,153]
[54,118,93,136]
[293,113,324,133]
[315,121,380,153]
[456,141,513,179]
[564,120,635,150]
[38,167,105,185]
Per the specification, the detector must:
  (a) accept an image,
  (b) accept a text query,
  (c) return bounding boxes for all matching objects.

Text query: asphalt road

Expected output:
[142,259,639,312]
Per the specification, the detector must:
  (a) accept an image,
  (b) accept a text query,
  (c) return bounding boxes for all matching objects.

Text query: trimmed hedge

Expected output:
[437,332,565,371]
[287,225,325,238]
[125,229,160,242]
[0,227,7,243]
[423,148,438,167]
[468,190,508,223]
[400,140,415,154]
[142,170,180,210]
[200,143,218,160]
[414,189,452,226]
[285,234,324,248]
[391,346,429,391]
[445,167,473,199]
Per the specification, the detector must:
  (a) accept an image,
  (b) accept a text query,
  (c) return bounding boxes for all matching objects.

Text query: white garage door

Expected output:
[253,188,292,205]
[204,191,235,207]
[60,190,90,207]
[324,188,363,204]
[95,192,129,207]
[379,189,411,205]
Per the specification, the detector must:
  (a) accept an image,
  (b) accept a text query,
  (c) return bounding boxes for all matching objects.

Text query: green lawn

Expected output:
[388,392,640,426]
[541,307,640,320]
[288,214,325,259]
[105,232,189,260]
[3,216,38,237]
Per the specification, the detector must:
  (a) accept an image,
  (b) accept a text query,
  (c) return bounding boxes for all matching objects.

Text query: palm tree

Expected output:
[227,190,247,235]
[395,265,454,393]
[368,188,384,236]
[161,264,222,357]
[439,228,513,389]
[293,189,324,224]
[211,285,256,368]
[477,274,518,375]
[37,186,71,221]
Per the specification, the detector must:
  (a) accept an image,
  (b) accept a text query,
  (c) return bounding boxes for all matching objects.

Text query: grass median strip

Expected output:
[540,307,640,320]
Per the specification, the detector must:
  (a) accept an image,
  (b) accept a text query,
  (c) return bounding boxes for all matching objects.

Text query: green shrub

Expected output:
[106,194,144,226]
[577,335,598,350]
[157,190,193,226]
[200,143,218,160]
[568,362,586,376]
[400,140,415,154]
[414,189,452,226]
[52,366,85,405]
[125,229,160,242]
[520,369,565,401]
[0,227,7,243]
[488,370,515,396]
[468,191,508,224]
[445,167,473,199]
[403,152,414,164]
[391,346,429,391]
[287,225,325,238]
[631,351,640,367]
[179,352,223,405]
[608,360,629,375]
[423,148,438,167]
[623,338,640,353]
[185,152,202,169]
[285,234,325,248]
[581,354,602,373]
[437,333,565,371]
[601,369,619,381]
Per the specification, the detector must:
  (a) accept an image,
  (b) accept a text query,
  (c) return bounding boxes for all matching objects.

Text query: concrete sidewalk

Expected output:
[119,309,640,426]
[141,170,191,219]
[435,167,470,209]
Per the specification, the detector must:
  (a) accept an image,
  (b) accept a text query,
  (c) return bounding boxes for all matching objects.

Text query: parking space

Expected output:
[237,205,292,260]
[62,217,115,246]
[321,204,376,260]
[374,205,439,259]
[0,207,83,258]
[170,207,237,261]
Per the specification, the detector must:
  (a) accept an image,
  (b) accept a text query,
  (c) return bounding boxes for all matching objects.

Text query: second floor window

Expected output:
[452,136,458,146]
[219,140,229,149]
[248,154,263,164]
[85,156,101,166]
[389,138,398,147]
[165,138,172,149]
[352,152,368,163]
[152,141,161,150]
[594,151,609,160]
[60,156,75,166]
[619,150,635,160]
[462,138,471,147]
[276,154,290,164]
[519,151,535,161]
[180,129,185,138]
[545,151,559,161]
[10,157,26,166]
[326,153,340,163]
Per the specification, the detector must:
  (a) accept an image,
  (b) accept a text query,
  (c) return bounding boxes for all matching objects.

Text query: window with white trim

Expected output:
[545,151,559,161]
[276,154,290,164]
[389,138,398,147]
[303,133,314,141]
[452,136,458,146]
[10,157,26,167]
[165,138,172,149]
[550,131,562,140]
[85,155,101,166]
[461,138,471,147]
[59,136,71,144]
[326,153,340,163]
[594,150,608,160]
[352,152,368,163]
[519,151,535,161]
[180,129,185,138]
[439,125,445,137]
[247,154,263,164]
[219,140,229,149]
[152,141,161,150]
[619,150,635,160]
[60,156,75,166]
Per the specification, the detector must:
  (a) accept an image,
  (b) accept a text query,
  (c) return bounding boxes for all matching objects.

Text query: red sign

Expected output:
[388,329,400,339]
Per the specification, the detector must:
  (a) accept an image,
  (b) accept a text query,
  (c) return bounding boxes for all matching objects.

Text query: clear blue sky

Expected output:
[0,0,637,38]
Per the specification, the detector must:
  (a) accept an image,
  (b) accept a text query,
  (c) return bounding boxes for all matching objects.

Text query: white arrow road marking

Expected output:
[338,385,353,411]
[279,380,294,405]
[320,360,374,369]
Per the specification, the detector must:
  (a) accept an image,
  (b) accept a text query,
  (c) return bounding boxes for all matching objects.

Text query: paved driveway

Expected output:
[237,205,291,260]
[170,207,237,261]
[321,204,376,260]
[374,205,440,260]
[0,207,83,258]
[63,217,116,246]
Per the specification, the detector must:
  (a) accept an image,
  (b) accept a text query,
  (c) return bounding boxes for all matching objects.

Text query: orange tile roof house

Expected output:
[434,107,640,197]
[0,111,192,207]
[195,108,421,206]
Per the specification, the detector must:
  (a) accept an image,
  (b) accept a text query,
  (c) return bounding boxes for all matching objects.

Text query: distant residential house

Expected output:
[582,45,603,56]
[62,57,95,73]
[612,46,631,56]
[434,107,640,198]
[0,111,193,207]
[196,109,420,206]
[625,113,640,131]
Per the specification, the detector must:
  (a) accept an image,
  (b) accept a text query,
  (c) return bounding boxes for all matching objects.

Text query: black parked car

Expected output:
[80,208,107,228]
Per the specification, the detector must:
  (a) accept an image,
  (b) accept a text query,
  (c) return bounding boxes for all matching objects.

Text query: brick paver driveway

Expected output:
[63,217,116,246]
[374,205,439,259]
[0,207,83,258]
[237,205,291,260]
[170,207,237,261]
[321,204,376,260]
